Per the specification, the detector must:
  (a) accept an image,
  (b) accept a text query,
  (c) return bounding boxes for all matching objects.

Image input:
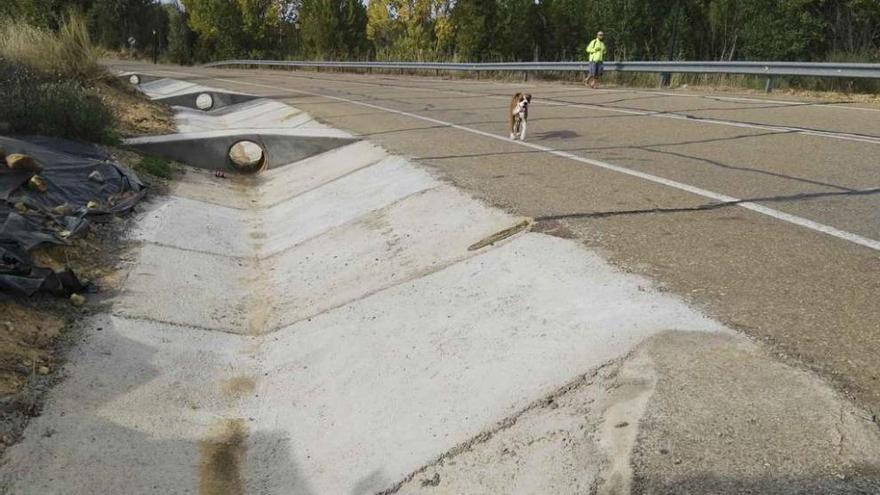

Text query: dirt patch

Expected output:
[32,237,126,293]
[0,295,78,455]
[94,80,176,138]
[0,302,64,398]
[221,376,256,399]
[0,178,142,457]
[199,418,248,495]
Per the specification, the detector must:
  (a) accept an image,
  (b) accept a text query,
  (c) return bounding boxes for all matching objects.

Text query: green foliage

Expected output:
[299,0,367,58]
[183,0,300,59]
[0,14,117,143]
[88,0,165,51]
[165,4,194,65]
[451,0,497,60]
[4,0,878,77]
[135,154,174,179]
[0,59,118,143]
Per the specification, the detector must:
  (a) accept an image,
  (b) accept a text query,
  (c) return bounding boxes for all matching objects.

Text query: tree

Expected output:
[299,0,341,57]
[182,0,296,59]
[339,0,368,58]
[496,0,538,61]
[451,0,497,60]
[89,0,163,51]
[736,0,826,60]
[165,3,194,64]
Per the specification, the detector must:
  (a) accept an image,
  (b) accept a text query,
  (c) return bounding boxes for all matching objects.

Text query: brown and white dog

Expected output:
[509,92,531,141]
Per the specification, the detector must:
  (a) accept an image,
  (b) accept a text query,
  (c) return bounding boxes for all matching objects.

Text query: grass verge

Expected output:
[0,59,119,143]
[135,154,174,179]
[0,13,175,143]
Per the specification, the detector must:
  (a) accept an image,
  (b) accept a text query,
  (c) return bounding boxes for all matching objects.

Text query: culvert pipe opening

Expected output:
[228,140,266,173]
[196,93,214,110]
[129,74,140,85]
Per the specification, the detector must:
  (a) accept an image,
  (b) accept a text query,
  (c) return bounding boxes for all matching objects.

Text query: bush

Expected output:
[0,12,106,84]
[165,4,194,65]
[135,155,173,179]
[0,59,118,143]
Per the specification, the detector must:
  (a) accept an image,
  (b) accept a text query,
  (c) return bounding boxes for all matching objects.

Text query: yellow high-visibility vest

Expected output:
[586,39,606,62]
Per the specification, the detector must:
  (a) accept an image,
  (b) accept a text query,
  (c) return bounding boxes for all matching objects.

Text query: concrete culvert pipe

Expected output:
[129,74,140,85]
[195,93,214,110]
[228,140,266,172]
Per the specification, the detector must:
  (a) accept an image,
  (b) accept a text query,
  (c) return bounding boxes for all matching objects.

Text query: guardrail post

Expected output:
[659,73,671,87]
[523,71,528,82]
[764,76,774,93]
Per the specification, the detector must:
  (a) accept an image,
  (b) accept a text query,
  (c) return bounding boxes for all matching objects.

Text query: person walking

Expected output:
[584,31,606,89]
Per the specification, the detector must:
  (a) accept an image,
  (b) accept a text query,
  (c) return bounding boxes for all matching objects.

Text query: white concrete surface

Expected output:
[174,99,331,133]
[255,234,724,494]
[0,80,728,494]
[137,78,205,98]
[0,315,257,493]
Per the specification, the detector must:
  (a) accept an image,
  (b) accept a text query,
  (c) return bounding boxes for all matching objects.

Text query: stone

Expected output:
[6,154,42,173]
[28,175,47,193]
[52,203,73,216]
[88,170,104,183]
[69,293,86,307]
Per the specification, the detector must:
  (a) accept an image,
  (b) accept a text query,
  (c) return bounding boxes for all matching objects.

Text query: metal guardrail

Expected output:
[203,59,880,92]
[204,59,880,79]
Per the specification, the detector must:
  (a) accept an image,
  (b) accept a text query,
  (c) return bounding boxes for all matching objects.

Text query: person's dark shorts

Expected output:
[589,61,604,77]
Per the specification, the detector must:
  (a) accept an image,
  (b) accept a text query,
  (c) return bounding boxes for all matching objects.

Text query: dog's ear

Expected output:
[525,94,532,102]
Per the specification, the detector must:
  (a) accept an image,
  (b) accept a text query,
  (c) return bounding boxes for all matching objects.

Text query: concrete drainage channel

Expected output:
[3,72,879,494]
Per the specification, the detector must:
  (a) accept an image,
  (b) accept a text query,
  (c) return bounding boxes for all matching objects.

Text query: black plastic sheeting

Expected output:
[0,136,145,297]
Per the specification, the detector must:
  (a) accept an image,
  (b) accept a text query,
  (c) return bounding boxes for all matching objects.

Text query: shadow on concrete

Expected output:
[534,130,581,140]
[155,90,259,111]
[127,132,357,172]
[0,321,319,494]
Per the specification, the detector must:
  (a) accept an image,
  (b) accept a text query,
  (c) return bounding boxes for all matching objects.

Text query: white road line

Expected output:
[244,69,880,145]
[532,98,880,145]
[577,86,880,113]
[143,66,880,144]
[148,68,880,252]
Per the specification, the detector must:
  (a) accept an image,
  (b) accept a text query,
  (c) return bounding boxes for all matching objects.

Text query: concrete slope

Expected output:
[4,77,878,494]
[173,99,330,133]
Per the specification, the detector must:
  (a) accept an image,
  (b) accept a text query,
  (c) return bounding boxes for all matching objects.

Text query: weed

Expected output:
[0,59,118,143]
[0,12,106,84]
[135,155,174,179]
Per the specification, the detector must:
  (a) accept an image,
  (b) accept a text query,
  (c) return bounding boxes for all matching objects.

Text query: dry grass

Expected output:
[94,81,176,137]
[0,12,106,83]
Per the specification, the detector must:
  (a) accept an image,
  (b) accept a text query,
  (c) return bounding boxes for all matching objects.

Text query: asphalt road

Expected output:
[115,61,880,420]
